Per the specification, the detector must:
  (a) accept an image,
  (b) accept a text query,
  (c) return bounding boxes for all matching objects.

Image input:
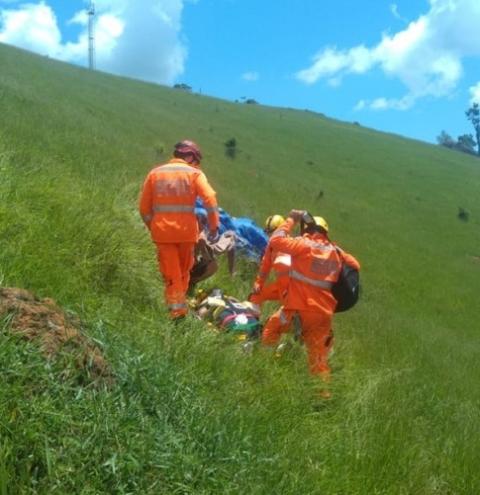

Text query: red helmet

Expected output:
[174,140,202,164]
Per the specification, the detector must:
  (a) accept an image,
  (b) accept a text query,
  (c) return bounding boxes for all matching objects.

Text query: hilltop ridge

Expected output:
[1,42,480,494]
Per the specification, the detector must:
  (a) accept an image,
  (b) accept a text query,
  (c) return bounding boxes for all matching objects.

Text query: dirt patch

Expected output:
[0,287,112,384]
[471,255,480,263]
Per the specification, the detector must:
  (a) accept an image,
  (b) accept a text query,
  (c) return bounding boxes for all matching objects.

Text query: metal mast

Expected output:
[88,1,96,70]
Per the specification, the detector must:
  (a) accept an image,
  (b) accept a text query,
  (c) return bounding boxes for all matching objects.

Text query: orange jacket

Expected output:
[269,218,360,314]
[255,243,290,291]
[139,158,219,243]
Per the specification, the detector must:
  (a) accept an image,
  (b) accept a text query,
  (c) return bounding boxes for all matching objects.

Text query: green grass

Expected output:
[1,42,480,494]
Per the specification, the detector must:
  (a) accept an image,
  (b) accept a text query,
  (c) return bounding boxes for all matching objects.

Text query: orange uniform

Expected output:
[139,158,219,318]
[250,243,290,305]
[262,218,360,376]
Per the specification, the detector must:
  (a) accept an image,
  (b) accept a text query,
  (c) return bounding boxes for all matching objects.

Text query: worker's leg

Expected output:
[261,307,293,346]
[299,311,334,377]
[178,242,196,294]
[156,243,188,319]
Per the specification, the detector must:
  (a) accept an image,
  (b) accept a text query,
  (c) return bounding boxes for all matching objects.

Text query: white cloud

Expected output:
[296,0,480,111]
[0,0,188,84]
[0,2,62,56]
[354,99,366,111]
[241,71,259,82]
[390,3,408,23]
[327,77,342,88]
[469,82,480,105]
[360,95,415,111]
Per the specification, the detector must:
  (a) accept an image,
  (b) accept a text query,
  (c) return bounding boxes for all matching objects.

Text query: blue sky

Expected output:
[1,0,480,144]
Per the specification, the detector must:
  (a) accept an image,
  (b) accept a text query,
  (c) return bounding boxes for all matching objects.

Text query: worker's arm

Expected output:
[254,245,273,290]
[195,172,220,235]
[139,173,153,229]
[337,248,361,271]
[269,216,311,256]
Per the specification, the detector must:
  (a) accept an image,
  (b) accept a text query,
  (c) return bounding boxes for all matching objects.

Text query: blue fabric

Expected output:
[196,199,268,260]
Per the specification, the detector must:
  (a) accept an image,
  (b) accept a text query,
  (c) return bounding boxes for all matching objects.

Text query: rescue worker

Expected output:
[139,140,219,320]
[249,215,290,307]
[262,210,360,379]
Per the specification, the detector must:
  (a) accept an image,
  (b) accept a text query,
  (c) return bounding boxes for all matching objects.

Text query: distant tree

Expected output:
[466,103,480,156]
[173,83,192,92]
[437,130,456,149]
[245,98,258,105]
[224,138,237,159]
[455,134,477,155]
[437,130,477,156]
[458,207,470,222]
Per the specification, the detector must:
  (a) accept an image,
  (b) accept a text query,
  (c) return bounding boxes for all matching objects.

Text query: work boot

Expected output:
[318,389,332,400]
[274,341,293,358]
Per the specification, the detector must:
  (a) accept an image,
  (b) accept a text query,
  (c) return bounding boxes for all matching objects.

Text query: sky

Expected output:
[1,0,480,144]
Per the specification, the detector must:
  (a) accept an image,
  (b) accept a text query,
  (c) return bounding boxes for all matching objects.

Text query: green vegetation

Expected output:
[1,43,480,494]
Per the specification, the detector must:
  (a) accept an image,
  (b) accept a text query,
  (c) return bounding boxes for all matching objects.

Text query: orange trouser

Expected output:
[156,242,195,318]
[262,308,334,375]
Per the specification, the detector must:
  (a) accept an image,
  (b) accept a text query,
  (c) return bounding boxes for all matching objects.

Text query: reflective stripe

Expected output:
[205,206,219,213]
[271,230,287,239]
[273,253,291,267]
[304,240,336,252]
[168,302,187,310]
[153,204,195,213]
[142,213,153,222]
[157,165,197,173]
[289,270,333,289]
[279,309,288,325]
[275,270,289,278]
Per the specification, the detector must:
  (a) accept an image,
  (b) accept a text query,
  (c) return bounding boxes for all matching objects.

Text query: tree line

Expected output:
[438,103,480,157]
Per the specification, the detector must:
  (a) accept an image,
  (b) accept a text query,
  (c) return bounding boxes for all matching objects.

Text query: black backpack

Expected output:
[332,255,360,313]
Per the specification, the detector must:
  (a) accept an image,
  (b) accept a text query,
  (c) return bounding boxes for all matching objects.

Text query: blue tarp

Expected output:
[195,200,268,261]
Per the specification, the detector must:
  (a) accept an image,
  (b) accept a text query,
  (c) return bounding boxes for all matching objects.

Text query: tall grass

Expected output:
[1,42,480,493]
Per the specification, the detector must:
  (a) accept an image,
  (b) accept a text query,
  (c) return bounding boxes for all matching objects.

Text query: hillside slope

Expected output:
[1,43,480,494]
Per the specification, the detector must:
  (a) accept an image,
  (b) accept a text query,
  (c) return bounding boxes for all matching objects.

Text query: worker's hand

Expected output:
[251,282,262,295]
[288,209,305,222]
[207,230,220,243]
[247,292,260,303]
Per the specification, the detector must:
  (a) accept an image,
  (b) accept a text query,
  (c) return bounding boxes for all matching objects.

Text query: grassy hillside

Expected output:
[1,42,480,494]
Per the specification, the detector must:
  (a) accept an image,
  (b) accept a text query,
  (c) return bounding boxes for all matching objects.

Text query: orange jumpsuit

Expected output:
[139,158,219,318]
[262,218,360,376]
[250,243,290,305]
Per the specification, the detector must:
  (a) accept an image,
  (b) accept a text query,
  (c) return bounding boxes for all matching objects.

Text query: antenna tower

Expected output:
[88,1,96,70]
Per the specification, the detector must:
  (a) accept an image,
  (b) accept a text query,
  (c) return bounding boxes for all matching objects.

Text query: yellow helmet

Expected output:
[264,214,285,234]
[313,216,329,233]
[301,215,329,234]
